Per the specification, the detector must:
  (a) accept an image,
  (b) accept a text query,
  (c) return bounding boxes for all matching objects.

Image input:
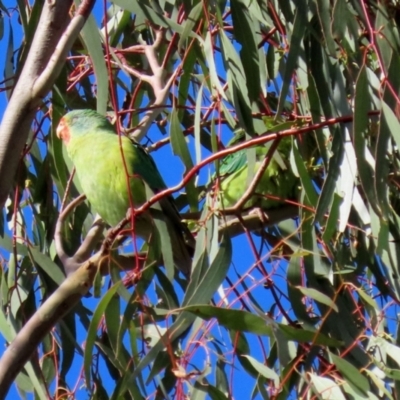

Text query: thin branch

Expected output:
[74,216,105,263]
[129,69,180,141]
[116,29,180,141]
[54,194,86,273]
[218,205,299,238]
[97,253,150,277]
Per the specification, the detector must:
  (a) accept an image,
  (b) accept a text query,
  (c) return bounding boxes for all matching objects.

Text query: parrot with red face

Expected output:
[56,109,193,276]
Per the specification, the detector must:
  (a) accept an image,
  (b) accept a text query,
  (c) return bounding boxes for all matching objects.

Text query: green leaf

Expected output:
[0,235,65,285]
[170,109,198,211]
[296,286,338,312]
[330,352,370,394]
[150,206,175,281]
[203,31,227,100]
[287,256,316,325]
[111,0,201,41]
[316,0,337,56]
[219,28,253,133]
[315,126,343,225]
[3,21,13,99]
[178,1,203,49]
[292,141,318,207]
[183,232,231,306]
[241,355,279,385]
[277,3,306,116]
[332,0,349,40]
[230,0,260,102]
[377,102,396,220]
[183,305,273,335]
[194,82,204,166]
[309,373,346,399]
[183,305,341,346]
[354,65,380,215]
[84,281,122,390]
[79,13,109,115]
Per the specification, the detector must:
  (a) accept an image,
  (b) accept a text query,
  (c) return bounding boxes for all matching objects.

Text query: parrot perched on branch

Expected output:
[56,109,193,276]
[215,131,298,210]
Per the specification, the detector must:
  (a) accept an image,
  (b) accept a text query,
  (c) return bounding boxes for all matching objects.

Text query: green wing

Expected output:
[127,140,189,231]
[128,140,168,193]
[216,134,297,209]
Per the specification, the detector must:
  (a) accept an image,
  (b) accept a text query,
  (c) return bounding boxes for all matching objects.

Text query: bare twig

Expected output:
[55,194,108,276]
[116,29,181,141]
[54,194,86,274]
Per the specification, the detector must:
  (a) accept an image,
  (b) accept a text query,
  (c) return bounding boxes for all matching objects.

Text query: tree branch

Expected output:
[116,29,180,141]
[218,205,299,238]
[0,254,99,399]
[74,216,105,263]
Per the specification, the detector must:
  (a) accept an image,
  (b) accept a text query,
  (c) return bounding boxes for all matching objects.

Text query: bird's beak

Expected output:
[56,117,68,143]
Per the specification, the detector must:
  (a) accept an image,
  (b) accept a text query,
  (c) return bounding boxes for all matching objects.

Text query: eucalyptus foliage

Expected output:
[0,1,400,399]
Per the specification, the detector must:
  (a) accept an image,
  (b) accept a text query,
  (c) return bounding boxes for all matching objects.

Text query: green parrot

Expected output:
[56,109,193,276]
[215,131,297,209]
